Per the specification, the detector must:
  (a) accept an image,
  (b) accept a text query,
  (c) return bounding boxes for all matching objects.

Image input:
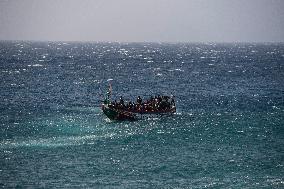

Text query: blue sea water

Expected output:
[0,41,283,188]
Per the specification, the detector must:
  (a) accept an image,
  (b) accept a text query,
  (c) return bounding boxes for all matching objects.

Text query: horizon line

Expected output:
[1,39,284,44]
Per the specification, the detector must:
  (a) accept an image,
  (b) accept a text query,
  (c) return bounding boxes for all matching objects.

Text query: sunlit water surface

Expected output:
[0,42,283,188]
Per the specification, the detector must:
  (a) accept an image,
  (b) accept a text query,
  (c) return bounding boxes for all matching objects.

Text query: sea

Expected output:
[0,41,283,188]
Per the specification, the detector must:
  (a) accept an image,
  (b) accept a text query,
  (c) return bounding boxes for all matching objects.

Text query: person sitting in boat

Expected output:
[128,101,133,110]
[137,96,142,104]
[119,96,124,106]
[157,95,162,103]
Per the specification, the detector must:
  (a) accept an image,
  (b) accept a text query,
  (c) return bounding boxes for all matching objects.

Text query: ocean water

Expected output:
[0,41,283,188]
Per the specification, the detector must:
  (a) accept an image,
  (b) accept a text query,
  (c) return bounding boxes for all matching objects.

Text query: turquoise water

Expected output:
[0,42,283,188]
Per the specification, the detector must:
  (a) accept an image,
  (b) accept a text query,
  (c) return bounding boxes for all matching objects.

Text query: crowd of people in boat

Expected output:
[108,95,175,112]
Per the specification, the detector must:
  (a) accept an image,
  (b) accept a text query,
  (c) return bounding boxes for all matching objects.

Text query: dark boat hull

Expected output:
[102,104,176,121]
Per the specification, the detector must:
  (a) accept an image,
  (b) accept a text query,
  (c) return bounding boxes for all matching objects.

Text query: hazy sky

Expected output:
[0,0,284,42]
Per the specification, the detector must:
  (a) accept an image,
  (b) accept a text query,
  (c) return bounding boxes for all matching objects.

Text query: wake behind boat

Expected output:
[101,85,176,121]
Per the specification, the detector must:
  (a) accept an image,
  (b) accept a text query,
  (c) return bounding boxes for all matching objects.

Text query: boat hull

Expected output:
[102,104,176,121]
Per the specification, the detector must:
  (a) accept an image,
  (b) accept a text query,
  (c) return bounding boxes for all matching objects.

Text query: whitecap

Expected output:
[32,64,43,67]
[174,68,184,72]
[107,78,113,81]
[272,106,280,109]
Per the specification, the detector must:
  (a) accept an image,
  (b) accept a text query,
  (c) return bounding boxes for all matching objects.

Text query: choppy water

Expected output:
[0,41,283,188]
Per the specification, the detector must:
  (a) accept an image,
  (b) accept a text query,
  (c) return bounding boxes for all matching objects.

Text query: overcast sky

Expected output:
[0,0,284,42]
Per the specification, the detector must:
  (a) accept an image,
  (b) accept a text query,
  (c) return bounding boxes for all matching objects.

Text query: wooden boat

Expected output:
[101,86,176,121]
